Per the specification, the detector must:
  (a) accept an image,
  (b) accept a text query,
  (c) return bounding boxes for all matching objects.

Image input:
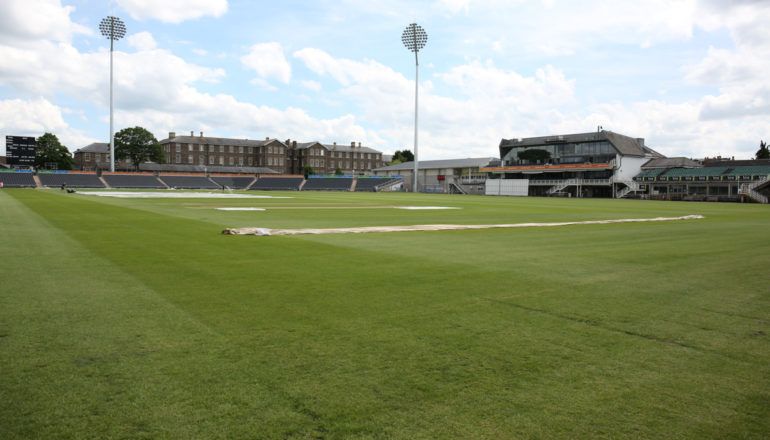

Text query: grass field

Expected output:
[1,188,768,439]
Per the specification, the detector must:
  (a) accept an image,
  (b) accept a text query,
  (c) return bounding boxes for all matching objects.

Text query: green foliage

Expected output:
[35,132,73,170]
[517,148,551,163]
[334,167,343,176]
[756,140,769,160]
[2,190,770,438]
[392,149,414,164]
[114,126,164,170]
[303,165,314,179]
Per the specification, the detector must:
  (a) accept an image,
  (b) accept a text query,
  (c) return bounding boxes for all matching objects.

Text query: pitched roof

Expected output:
[160,135,285,148]
[374,157,496,171]
[499,131,653,158]
[323,143,381,154]
[75,142,109,153]
[642,157,702,169]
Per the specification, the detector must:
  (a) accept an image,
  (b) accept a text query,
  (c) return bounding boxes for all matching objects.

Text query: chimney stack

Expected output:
[190,130,194,136]
[265,136,269,140]
[169,132,176,139]
[358,142,361,147]
[351,141,355,147]
[200,131,203,138]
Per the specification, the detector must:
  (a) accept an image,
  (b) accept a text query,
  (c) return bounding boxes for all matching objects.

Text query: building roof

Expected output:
[138,163,278,174]
[75,142,109,153]
[374,157,497,172]
[323,143,381,154]
[499,131,654,158]
[642,157,702,169]
[292,141,382,154]
[160,135,285,148]
[702,158,770,167]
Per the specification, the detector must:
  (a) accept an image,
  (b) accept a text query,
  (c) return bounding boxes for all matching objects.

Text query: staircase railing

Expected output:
[739,177,769,203]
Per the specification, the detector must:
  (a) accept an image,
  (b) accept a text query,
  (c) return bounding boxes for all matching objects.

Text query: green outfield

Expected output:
[1,188,768,439]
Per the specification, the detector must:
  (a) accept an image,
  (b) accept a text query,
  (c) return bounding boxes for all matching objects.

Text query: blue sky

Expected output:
[1,0,768,160]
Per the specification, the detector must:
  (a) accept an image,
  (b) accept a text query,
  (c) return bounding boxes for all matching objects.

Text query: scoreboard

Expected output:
[5,136,37,166]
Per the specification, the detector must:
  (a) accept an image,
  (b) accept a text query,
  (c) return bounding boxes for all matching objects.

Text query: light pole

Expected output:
[99,16,126,172]
[402,23,427,192]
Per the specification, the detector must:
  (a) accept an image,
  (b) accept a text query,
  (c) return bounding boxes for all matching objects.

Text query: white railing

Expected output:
[739,178,769,203]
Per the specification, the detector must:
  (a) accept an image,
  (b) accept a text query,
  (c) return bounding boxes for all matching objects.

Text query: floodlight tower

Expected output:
[99,16,126,172]
[402,23,427,192]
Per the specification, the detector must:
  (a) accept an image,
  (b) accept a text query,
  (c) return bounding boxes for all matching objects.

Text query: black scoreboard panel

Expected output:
[5,136,37,166]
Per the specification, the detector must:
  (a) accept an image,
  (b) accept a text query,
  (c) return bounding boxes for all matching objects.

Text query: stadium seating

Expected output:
[723,166,770,178]
[210,176,256,189]
[355,177,402,192]
[0,172,36,188]
[660,167,728,178]
[249,177,304,191]
[38,173,105,188]
[103,174,166,188]
[302,177,353,191]
[158,175,220,189]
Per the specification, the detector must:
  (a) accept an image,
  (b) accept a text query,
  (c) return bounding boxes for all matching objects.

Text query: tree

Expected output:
[303,165,314,179]
[114,126,164,170]
[334,167,344,176]
[35,133,73,170]
[517,149,551,163]
[391,149,414,164]
[756,140,770,160]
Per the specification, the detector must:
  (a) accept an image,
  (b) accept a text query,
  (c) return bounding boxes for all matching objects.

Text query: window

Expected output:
[188,154,193,163]
[175,145,181,153]
[84,153,91,160]
[175,154,181,163]
[269,146,273,154]
[239,146,244,154]
[247,157,253,166]
[229,146,234,153]
[199,155,204,164]
[209,156,215,165]
[219,145,224,153]
[219,157,224,165]
[229,157,235,166]
[238,157,244,166]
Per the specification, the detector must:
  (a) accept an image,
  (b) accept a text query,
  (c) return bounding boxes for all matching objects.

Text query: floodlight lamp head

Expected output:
[401,23,427,53]
[99,16,126,41]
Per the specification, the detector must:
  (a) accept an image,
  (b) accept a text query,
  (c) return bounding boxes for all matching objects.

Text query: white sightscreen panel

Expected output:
[485,179,528,196]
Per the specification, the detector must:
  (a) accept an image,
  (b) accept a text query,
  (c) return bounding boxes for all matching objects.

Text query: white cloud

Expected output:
[0,98,94,154]
[116,0,228,23]
[192,48,208,56]
[0,0,90,45]
[127,31,157,51]
[301,80,322,92]
[241,42,292,85]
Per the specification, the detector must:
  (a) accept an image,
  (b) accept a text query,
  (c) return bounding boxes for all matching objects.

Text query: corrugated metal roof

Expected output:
[642,157,702,169]
[374,157,496,171]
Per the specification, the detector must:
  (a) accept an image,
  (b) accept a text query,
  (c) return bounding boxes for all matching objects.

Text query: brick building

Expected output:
[73,142,130,171]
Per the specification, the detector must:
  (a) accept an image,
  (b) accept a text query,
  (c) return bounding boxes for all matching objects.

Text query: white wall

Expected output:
[485,179,529,196]
[614,155,649,181]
